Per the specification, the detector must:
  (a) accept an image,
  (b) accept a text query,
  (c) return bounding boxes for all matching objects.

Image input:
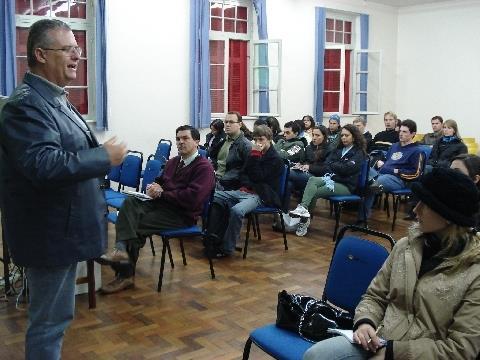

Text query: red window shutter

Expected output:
[323,49,341,113]
[343,50,351,114]
[228,39,247,115]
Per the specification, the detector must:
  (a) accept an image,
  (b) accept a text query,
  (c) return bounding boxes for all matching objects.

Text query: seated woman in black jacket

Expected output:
[283,125,330,211]
[426,119,467,170]
[204,119,226,158]
[289,124,367,236]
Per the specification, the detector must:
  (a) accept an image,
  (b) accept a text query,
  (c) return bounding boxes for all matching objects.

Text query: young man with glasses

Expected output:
[210,111,252,190]
[0,19,127,359]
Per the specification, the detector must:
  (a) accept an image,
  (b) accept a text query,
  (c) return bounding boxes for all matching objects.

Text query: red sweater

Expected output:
[154,155,215,224]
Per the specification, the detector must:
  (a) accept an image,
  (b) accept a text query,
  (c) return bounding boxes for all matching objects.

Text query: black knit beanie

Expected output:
[411,168,479,227]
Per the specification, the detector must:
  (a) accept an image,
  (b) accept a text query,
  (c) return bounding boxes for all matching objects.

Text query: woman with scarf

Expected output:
[426,119,467,170]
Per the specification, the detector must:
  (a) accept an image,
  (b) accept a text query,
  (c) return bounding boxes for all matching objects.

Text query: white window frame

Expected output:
[14,0,96,122]
[325,12,356,50]
[352,49,382,115]
[209,0,251,118]
[249,39,282,117]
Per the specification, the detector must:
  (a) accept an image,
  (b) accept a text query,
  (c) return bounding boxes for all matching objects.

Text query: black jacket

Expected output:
[211,133,252,190]
[368,129,399,153]
[240,145,284,207]
[428,137,468,168]
[320,146,366,193]
[204,130,226,159]
[304,142,330,176]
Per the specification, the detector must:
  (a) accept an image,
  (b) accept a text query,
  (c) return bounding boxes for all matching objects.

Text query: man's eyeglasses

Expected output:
[224,120,240,125]
[42,46,83,57]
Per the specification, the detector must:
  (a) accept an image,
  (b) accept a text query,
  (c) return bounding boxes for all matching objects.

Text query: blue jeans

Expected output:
[213,190,262,253]
[26,263,78,360]
[283,169,313,212]
[303,336,369,360]
[360,174,407,220]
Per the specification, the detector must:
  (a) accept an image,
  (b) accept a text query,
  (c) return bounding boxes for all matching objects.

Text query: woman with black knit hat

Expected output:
[304,167,480,360]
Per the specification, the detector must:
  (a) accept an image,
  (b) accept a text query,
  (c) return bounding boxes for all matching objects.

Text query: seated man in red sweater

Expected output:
[99,125,215,293]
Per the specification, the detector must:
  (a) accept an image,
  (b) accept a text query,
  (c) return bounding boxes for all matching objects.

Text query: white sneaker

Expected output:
[296,218,311,237]
[289,205,311,218]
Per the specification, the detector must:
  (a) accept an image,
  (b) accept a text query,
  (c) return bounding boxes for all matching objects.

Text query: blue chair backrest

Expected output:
[323,235,391,315]
[107,164,122,182]
[119,153,143,189]
[356,158,370,194]
[141,159,162,193]
[418,144,433,160]
[198,148,208,158]
[154,139,172,165]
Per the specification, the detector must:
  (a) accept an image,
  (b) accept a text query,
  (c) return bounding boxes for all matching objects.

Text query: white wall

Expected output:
[396,0,480,140]
[96,0,399,155]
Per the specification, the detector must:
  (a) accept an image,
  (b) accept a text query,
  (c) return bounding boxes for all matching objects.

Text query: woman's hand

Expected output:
[353,324,383,353]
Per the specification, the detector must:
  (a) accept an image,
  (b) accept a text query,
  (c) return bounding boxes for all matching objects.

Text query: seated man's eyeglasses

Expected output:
[224,120,240,125]
[41,46,83,57]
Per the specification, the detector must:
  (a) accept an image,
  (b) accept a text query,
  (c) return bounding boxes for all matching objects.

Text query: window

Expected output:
[324,12,380,115]
[15,0,95,119]
[209,0,281,117]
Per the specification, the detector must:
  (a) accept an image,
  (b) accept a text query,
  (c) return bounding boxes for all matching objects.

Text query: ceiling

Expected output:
[366,0,451,7]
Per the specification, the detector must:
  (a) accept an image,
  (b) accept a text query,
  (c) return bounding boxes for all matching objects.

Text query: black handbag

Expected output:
[276,290,354,342]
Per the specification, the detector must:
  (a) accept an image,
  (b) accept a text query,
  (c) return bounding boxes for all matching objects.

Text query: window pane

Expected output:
[344,33,351,44]
[66,88,88,115]
[326,31,334,43]
[335,19,343,31]
[224,5,235,18]
[210,65,224,89]
[211,2,222,17]
[33,0,50,16]
[16,0,31,15]
[335,32,343,43]
[70,1,87,19]
[324,92,339,112]
[253,43,279,67]
[70,59,87,86]
[253,67,279,90]
[324,49,341,69]
[326,18,334,31]
[16,58,28,84]
[324,71,340,91]
[52,0,68,17]
[73,30,87,57]
[209,40,224,64]
[237,6,247,20]
[211,90,224,113]
[211,17,222,31]
[236,20,247,34]
[345,21,352,32]
[16,27,29,56]
[224,19,234,32]
[254,90,278,114]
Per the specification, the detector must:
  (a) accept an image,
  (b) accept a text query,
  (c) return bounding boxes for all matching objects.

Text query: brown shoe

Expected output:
[96,248,129,265]
[100,276,134,294]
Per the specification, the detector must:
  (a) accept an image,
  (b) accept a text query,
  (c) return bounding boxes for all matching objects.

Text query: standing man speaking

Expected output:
[0,19,126,359]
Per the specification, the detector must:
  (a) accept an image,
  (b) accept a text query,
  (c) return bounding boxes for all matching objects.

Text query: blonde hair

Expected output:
[409,223,480,272]
[384,111,397,120]
[443,119,462,140]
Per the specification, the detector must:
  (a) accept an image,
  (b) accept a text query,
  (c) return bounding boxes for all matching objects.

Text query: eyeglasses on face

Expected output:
[41,46,83,57]
[224,120,240,125]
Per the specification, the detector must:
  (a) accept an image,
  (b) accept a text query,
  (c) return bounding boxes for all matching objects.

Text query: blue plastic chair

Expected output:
[198,147,208,158]
[105,152,144,208]
[242,163,290,259]
[242,225,395,360]
[152,138,172,165]
[327,158,370,242]
[104,164,123,200]
[152,191,215,292]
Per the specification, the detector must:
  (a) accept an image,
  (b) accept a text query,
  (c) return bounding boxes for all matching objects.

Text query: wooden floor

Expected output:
[0,199,411,359]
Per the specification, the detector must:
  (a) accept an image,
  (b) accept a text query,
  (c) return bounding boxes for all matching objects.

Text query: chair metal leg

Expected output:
[149,235,156,256]
[384,193,391,218]
[329,200,333,217]
[243,215,252,259]
[392,195,401,231]
[203,234,216,279]
[166,241,174,269]
[179,238,187,266]
[278,211,288,250]
[157,238,167,292]
[255,214,261,241]
[242,337,253,360]
[332,202,342,242]
[252,215,257,238]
